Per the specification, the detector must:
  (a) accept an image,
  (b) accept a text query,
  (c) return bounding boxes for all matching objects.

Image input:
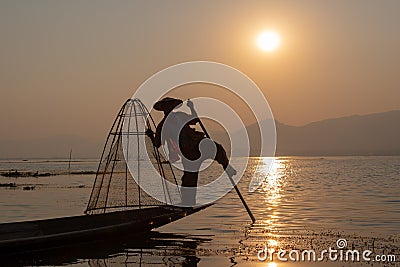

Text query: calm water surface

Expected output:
[0,157,399,266]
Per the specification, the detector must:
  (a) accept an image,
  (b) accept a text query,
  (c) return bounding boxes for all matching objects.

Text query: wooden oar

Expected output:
[188,100,256,223]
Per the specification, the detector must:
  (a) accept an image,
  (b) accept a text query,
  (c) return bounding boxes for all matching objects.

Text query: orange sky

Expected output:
[1,1,399,142]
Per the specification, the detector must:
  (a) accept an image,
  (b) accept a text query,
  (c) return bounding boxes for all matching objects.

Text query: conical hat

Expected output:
[153,97,183,111]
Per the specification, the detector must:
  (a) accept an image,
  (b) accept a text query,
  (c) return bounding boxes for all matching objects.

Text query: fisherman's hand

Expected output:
[186,99,194,110]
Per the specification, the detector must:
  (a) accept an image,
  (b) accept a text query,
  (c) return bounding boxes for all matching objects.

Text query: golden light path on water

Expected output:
[253,158,288,265]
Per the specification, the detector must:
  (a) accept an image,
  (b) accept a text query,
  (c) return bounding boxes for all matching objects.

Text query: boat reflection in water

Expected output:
[3,231,210,267]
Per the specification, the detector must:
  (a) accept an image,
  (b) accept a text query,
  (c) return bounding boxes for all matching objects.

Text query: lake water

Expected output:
[0,156,399,266]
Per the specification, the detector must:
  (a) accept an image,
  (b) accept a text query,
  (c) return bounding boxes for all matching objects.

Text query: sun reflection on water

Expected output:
[254,158,287,233]
[246,158,290,264]
[268,239,279,247]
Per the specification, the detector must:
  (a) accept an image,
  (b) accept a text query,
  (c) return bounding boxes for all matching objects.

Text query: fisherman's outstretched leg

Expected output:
[197,138,237,176]
[214,142,236,176]
[181,171,198,206]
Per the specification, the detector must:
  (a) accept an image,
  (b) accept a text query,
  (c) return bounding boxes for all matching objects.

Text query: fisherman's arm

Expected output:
[186,99,200,125]
[154,122,162,148]
[145,121,163,148]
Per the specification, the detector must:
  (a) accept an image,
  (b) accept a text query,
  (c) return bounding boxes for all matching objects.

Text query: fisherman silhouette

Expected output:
[146,97,236,206]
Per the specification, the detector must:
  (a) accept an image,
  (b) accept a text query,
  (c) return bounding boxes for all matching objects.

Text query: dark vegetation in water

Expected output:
[22,185,36,190]
[0,170,96,178]
[0,182,17,188]
[0,182,36,190]
[1,170,52,178]
[69,170,96,175]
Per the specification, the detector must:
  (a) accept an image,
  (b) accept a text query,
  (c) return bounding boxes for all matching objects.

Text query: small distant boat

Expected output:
[0,99,210,254]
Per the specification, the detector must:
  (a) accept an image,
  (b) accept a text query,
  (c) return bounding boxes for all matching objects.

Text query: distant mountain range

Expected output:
[240,110,400,156]
[0,110,399,159]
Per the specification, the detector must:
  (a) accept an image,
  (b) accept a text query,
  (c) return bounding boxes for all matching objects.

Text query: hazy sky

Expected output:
[1,1,399,142]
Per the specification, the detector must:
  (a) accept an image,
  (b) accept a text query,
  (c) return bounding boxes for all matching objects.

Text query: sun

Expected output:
[257,31,280,52]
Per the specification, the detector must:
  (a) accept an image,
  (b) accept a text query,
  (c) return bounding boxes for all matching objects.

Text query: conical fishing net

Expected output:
[85,99,182,215]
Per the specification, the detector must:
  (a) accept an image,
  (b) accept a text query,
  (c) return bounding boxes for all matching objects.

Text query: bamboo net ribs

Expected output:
[85,99,182,215]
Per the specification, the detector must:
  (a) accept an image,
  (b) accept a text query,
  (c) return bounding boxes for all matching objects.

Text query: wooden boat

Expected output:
[0,205,209,254]
[0,99,209,254]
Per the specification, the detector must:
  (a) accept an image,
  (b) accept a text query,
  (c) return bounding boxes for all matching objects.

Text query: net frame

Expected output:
[85,98,181,215]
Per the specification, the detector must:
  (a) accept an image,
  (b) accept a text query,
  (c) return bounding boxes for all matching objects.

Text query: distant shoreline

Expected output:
[0,158,99,162]
[1,154,399,162]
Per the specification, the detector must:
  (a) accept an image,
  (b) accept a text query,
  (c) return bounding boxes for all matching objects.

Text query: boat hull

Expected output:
[0,205,209,254]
